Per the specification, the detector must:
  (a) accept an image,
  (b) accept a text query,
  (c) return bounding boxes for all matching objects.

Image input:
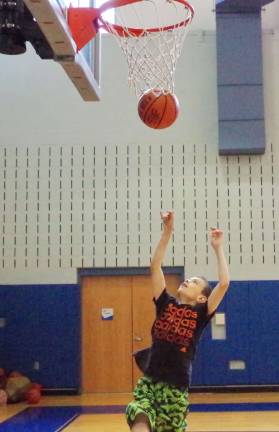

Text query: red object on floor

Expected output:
[26,388,41,404]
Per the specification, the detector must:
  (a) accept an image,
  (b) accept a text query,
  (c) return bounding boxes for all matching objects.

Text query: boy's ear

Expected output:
[196,295,207,304]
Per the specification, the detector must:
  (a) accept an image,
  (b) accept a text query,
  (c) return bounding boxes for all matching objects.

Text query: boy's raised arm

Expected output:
[150,211,174,300]
[207,228,230,315]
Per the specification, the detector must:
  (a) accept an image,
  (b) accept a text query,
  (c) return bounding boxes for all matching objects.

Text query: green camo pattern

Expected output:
[126,376,189,431]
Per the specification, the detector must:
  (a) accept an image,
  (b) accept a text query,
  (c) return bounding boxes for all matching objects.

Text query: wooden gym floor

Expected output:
[1,391,279,431]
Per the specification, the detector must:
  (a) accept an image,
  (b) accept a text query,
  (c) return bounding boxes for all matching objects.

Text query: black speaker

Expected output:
[0,0,26,54]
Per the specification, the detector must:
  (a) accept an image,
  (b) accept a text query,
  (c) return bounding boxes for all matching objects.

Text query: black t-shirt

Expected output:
[134,288,215,389]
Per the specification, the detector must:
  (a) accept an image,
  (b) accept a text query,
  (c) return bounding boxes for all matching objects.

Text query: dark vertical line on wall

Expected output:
[260,158,264,264]
[270,143,276,264]
[104,146,107,267]
[171,144,175,266]
[70,147,74,268]
[92,146,96,267]
[137,145,141,266]
[59,147,63,268]
[25,148,29,268]
[182,145,186,267]
[48,147,51,268]
[193,144,197,265]
[237,157,242,265]
[226,157,231,265]
[115,145,118,267]
[126,145,130,266]
[14,148,18,268]
[204,145,208,265]
[2,148,6,268]
[249,156,253,264]
[81,147,85,267]
[36,148,40,268]
[149,145,152,260]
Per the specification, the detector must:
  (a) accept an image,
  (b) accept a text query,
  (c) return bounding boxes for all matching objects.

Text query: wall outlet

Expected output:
[0,318,6,328]
[211,315,226,340]
[215,313,226,326]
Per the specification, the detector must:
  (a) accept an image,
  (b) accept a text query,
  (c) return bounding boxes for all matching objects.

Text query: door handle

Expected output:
[134,336,143,341]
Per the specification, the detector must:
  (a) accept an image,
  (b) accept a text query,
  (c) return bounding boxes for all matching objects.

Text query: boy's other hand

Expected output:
[210,227,224,249]
[160,211,174,233]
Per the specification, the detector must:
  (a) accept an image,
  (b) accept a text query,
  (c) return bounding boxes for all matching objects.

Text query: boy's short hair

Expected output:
[199,276,212,298]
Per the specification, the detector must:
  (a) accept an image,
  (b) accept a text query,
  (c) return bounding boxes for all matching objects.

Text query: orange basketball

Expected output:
[26,388,41,404]
[138,89,180,129]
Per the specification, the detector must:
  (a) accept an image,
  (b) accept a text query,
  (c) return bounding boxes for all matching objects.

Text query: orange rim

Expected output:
[98,0,194,37]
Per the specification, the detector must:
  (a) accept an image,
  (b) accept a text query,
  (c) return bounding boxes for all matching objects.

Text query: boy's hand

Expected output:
[210,227,224,249]
[160,211,174,233]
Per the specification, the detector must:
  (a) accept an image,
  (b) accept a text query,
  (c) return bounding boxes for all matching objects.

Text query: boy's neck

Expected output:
[178,294,197,306]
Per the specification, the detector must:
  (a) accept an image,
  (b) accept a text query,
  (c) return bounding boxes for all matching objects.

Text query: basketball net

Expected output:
[68,0,194,97]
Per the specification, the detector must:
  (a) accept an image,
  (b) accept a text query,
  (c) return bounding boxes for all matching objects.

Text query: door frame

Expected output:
[77,266,185,391]
[78,266,184,279]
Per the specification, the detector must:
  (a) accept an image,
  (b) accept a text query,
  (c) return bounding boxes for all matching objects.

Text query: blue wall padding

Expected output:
[216,11,266,154]
[0,284,80,389]
[249,281,279,384]
[217,15,263,84]
[192,280,279,387]
[219,86,264,119]
[1,281,279,388]
[218,120,266,155]
[216,0,274,13]
[190,326,205,386]
[203,281,251,385]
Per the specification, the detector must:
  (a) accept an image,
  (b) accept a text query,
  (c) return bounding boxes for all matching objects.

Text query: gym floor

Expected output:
[1,391,279,431]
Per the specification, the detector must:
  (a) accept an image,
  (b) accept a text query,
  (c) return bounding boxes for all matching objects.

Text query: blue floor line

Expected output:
[189,401,279,412]
[0,407,81,432]
[0,402,279,432]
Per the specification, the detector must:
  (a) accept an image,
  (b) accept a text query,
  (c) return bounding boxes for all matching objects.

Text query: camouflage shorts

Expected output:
[126,376,189,432]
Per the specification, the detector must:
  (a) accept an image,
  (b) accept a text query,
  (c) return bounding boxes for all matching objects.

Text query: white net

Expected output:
[100,0,194,97]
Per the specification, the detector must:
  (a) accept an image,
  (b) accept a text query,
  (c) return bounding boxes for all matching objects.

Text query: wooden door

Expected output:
[82,276,133,392]
[81,272,182,392]
[132,275,155,385]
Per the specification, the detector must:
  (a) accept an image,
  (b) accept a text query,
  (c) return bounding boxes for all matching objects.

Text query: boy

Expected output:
[126,211,230,432]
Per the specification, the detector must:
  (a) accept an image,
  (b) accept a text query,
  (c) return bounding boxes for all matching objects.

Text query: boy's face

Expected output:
[178,277,207,303]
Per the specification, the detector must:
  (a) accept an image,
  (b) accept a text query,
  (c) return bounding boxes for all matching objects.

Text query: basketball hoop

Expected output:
[68,0,194,97]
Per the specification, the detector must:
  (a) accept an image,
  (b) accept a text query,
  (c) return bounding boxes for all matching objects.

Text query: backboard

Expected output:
[23,0,101,101]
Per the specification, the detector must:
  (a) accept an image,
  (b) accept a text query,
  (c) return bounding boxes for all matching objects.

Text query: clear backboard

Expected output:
[23,0,101,101]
